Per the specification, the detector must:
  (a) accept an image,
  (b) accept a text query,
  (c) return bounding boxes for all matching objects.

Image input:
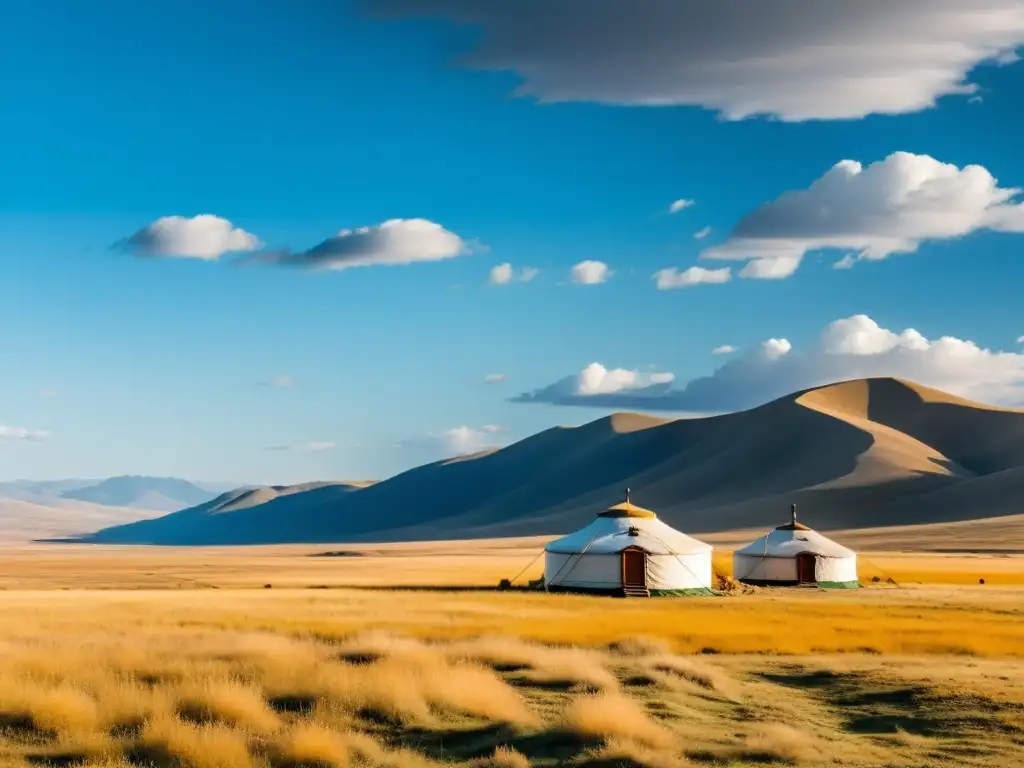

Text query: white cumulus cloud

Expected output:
[0,425,49,441]
[669,199,695,214]
[654,266,731,290]
[576,363,675,396]
[712,345,736,355]
[256,218,470,271]
[490,263,513,285]
[440,426,495,456]
[398,424,508,461]
[570,260,613,285]
[366,0,1024,121]
[512,314,1024,411]
[704,152,1024,278]
[490,263,539,285]
[761,338,793,361]
[119,215,262,260]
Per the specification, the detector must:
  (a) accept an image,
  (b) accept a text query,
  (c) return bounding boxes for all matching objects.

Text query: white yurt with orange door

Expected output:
[544,492,713,596]
[733,505,858,588]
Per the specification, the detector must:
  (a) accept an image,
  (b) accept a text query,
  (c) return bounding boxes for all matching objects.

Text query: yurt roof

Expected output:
[598,500,657,519]
[546,514,712,555]
[734,527,854,559]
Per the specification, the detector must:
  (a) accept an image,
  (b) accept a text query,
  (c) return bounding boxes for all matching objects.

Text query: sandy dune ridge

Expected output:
[58,376,1024,546]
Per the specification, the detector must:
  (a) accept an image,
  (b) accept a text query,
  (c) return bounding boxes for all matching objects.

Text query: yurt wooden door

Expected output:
[621,548,647,589]
[796,553,816,584]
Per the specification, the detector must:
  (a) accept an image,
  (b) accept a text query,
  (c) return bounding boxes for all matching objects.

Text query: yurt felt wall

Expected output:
[544,551,713,592]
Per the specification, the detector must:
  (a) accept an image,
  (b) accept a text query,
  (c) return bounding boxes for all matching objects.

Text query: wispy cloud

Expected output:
[712,345,736,355]
[306,441,337,452]
[264,441,337,452]
[0,425,49,441]
[483,373,507,384]
[669,199,695,214]
[694,226,713,240]
[654,266,731,289]
[260,375,296,389]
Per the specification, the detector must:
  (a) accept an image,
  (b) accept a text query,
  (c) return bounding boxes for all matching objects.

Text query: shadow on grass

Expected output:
[396,722,600,763]
[269,693,318,715]
[26,753,96,768]
[760,663,1023,741]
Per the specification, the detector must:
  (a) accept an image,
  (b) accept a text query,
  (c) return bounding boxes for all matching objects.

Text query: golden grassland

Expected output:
[3,540,1024,589]
[0,543,1022,766]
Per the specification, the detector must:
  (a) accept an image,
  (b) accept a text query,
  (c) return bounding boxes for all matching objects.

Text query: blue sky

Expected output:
[3,1,1024,484]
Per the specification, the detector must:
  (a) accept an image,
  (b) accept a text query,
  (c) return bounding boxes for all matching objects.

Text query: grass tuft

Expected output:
[741,723,817,764]
[645,656,738,698]
[174,680,279,733]
[468,745,531,768]
[525,648,618,692]
[562,693,673,749]
[608,637,673,658]
[271,723,349,767]
[133,714,253,768]
[1,685,101,737]
[580,737,690,768]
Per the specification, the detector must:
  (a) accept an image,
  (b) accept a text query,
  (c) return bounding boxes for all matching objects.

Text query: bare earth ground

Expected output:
[0,540,1022,767]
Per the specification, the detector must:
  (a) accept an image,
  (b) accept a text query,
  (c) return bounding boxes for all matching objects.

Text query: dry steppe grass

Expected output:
[0,621,1022,768]
[0,543,1021,766]
[4,541,1024,589]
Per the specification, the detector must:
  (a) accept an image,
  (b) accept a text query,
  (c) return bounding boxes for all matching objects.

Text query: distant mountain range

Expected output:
[59,476,230,512]
[80,377,1024,546]
[0,476,243,542]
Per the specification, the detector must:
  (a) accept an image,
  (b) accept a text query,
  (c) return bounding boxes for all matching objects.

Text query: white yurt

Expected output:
[544,491,714,596]
[733,504,859,588]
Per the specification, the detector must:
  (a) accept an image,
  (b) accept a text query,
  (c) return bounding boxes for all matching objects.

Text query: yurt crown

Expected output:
[777,502,810,531]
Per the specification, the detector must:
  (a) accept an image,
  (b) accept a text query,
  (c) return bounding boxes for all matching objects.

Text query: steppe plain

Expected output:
[0,530,1021,768]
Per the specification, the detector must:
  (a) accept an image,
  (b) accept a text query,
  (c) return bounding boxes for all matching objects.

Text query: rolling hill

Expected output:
[81,377,1024,545]
[0,497,158,543]
[59,475,225,512]
[0,477,242,542]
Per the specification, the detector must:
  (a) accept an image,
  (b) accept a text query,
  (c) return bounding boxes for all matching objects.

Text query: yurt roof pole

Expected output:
[506,548,547,586]
[748,526,775,571]
[546,529,603,586]
[855,552,900,587]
